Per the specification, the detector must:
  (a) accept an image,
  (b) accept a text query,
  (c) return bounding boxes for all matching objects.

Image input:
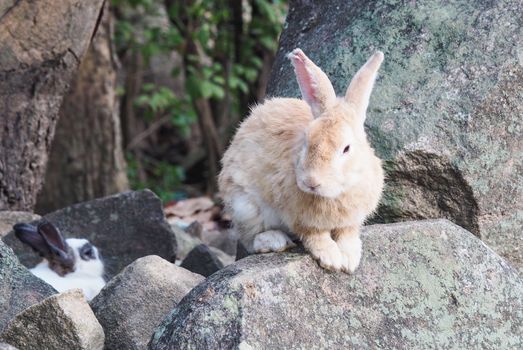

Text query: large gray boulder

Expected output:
[91,255,203,350]
[267,0,523,270]
[0,289,104,350]
[3,190,177,277]
[150,220,523,349]
[0,240,56,332]
[0,212,40,239]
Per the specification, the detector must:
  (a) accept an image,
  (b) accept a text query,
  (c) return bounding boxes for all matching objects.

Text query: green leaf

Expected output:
[237,79,248,93]
[135,95,150,107]
[142,83,156,93]
[213,75,225,85]
[244,67,258,82]
[259,35,277,50]
[250,57,263,68]
[211,84,225,99]
[199,80,215,99]
[255,0,278,23]
[186,76,202,98]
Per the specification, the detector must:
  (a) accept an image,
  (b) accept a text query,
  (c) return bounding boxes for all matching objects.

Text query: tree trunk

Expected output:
[120,50,145,149]
[35,4,129,214]
[0,0,106,211]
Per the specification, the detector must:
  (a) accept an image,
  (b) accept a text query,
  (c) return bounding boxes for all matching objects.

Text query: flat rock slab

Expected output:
[0,240,56,332]
[268,0,523,271]
[91,255,203,350]
[0,289,104,350]
[150,220,523,349]
[3,190,177,278]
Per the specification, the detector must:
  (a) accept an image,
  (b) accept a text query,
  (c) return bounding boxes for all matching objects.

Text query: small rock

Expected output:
[185,221,203,239]
[173,226,234,267]
[0,343,18,350]
[209,246,235,266]
[0,289,104,350]
[171,224,202,260]
[180,244,224,277]
[235,240,249,261]
[90,255,203,350]
[150,220,523,349]
[0,240,56,332]
[3,190,177,278]
[202,229,237,256]
[0,211,40,238]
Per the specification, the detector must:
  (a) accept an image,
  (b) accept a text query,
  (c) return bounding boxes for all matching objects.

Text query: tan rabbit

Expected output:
[219,48,384,272]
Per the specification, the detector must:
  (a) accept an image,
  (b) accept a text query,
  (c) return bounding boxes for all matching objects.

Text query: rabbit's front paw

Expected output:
[337,235,362,273]
[303,233,347,272]
[313,246,347,271]
[253,230,296,253]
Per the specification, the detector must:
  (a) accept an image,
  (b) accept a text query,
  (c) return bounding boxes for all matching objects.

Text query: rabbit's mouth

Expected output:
[297,180,320,195]
[297,179,341,199]
[48,250,76,277]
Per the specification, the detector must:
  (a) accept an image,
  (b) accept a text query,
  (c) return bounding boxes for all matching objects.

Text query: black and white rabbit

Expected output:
[13,220,105,300]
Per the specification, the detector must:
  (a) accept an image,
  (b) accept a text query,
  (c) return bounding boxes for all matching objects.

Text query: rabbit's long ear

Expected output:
[13,223,52,257]
[37,220,71,261]
[345,52,384,122]
[288,48,336,118]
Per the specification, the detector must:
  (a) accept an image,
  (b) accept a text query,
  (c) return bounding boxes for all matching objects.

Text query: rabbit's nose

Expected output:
[304,177,321,191]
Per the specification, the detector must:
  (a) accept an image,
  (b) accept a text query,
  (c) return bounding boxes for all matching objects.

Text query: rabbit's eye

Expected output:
[343,145,350,154]
[80,243,96,261]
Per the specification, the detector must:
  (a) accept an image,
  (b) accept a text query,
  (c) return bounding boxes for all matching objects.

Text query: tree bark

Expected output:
[35,4,129,214]
[0,0,106,211]
[120,50,145,149]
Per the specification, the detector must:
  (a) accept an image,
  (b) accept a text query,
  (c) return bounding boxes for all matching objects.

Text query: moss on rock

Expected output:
[150,220,523,349]
[268,0,523,270]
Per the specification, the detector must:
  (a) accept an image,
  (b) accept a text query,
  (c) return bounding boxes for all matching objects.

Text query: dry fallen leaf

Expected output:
[165,197,231,240]
[164,197,215,218]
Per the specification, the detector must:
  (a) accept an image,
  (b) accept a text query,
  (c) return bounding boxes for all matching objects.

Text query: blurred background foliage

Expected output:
[111,0,287,202]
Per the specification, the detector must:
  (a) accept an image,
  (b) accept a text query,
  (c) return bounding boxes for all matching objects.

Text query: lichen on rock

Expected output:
[268,0,523,270]
[0,240,56,332]
[149,220,523,349]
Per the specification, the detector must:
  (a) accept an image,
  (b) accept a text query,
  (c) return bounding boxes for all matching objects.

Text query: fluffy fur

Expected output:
[219,49,385,272]
[30,238,105,300]
[14,221,106,300]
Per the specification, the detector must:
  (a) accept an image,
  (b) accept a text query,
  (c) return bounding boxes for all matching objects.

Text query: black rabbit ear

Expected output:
[13,222,51,257]
[37,221,75,275]
[37,220,69,257]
